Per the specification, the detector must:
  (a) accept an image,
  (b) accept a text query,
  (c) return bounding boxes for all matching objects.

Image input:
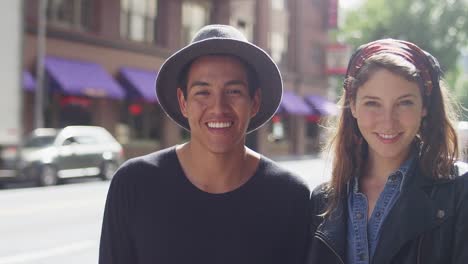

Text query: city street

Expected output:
[0,157,330,264]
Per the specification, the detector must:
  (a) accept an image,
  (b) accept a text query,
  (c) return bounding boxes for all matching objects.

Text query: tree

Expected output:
[339,0,468,73]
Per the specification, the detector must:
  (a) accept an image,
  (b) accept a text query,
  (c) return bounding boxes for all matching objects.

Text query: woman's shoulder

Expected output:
[310,182,332,213]
[311,182,331,198]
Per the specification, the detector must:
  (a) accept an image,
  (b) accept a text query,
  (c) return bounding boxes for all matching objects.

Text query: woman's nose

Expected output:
[379,107,398,127]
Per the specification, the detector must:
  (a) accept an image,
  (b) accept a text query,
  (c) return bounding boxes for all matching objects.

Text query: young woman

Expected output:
[307,39,468,264]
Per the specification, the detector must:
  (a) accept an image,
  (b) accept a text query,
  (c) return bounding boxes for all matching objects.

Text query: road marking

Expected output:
[0,199,105,217]
[0,240,97,264]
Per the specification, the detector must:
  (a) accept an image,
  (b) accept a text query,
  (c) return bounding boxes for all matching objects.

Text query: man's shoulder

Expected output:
[112,146,179,183]
[122,146,176,169]
[259,156,310,192]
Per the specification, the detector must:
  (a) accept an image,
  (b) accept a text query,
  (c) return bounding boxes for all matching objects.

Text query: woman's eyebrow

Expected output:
[397,94,417,100]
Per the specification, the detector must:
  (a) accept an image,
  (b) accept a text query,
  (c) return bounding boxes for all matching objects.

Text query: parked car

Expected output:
[0,126,124,187]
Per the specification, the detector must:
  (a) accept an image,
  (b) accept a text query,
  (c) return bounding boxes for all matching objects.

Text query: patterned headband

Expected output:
[344,39,435,96]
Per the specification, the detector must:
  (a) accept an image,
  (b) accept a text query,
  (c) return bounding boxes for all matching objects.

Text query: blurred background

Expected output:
[11,0,342,162]
[3,0,468,162]
[0,0,467,263]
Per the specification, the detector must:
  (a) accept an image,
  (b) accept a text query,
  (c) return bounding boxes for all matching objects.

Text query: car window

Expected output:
[62,137,77,146]
[23,135,56,148]
[74,135,98,145]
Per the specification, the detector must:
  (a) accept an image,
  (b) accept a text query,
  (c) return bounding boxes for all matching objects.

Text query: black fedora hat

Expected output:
[155,24,283,133]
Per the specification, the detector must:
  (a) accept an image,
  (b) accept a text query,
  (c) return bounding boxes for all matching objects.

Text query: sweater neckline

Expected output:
[169,146,265,197]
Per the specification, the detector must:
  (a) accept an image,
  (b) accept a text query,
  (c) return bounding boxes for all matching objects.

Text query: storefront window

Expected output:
[47,0,94,31]
[269,0,289,66]
[271,0,285,9]
[268,115,289,142]
[229,0,254,41]
[123,102,163,140]
[120,0,158,43]
[181,0,211,44]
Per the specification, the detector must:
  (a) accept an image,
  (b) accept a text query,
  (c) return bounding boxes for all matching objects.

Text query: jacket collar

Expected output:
[372,163,446,264]
[314,163,448,264]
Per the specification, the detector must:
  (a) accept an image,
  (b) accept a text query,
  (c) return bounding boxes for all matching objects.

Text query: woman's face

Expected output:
[351,69,427,163]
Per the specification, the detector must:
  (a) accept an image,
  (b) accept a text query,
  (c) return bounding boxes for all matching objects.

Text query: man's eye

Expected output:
[195,91,209,96]
[227,89,242,95]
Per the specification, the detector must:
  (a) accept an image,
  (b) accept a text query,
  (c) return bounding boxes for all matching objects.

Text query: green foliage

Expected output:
[340,0,468,73]
[455,78,468,120]
[446,64,468,120]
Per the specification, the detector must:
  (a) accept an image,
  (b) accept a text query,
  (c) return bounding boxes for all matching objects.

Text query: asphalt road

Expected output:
[0,157,330,264]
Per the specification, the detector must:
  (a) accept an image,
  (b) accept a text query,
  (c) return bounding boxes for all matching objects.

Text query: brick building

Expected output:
[23,0,336,158]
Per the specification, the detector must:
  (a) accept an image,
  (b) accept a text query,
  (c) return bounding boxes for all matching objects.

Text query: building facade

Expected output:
[23,0,335,159]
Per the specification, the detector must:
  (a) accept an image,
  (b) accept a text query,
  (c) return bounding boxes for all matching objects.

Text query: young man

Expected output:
[99,24,310,264]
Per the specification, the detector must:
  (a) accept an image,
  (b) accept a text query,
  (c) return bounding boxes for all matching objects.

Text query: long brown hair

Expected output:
[324,53,459,215]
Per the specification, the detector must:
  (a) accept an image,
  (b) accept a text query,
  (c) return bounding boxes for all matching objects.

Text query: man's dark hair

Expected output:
[177,55,259,98]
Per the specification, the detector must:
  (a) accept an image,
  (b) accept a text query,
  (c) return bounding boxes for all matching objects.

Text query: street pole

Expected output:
[34,0,47,129]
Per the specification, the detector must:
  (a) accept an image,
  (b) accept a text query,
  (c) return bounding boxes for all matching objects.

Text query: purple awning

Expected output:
[305,95,338,116]
[45,56,124,99]
[278,91,315,115]
[119,67,158,102]
[23,71,35,91]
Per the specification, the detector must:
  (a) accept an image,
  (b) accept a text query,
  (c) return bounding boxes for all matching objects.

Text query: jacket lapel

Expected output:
[372,167,445,264]
[314,195,347,262]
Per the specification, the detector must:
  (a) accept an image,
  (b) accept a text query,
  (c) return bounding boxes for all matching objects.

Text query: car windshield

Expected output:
[23,135,56,148]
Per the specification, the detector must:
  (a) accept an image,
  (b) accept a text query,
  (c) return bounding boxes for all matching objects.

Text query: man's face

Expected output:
[177,55,260,154]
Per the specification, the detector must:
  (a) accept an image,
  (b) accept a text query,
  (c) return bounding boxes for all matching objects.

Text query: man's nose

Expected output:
[211,92,228,113]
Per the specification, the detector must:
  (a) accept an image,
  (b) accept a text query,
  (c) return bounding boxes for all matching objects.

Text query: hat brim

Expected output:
[155,38,282,133]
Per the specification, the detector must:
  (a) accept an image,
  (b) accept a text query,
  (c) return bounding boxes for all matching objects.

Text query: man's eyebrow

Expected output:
[225,80,247,86]
[189,81,210,89]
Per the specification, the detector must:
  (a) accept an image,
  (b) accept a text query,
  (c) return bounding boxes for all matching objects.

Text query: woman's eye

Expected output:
[364,101,379,107]
[399,100,414,106]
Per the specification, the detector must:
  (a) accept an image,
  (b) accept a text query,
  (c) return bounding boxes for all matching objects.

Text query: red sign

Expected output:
[328,0,338,29]
[307,115,321,123]
[60,96,91,108]
[326,43,351,75]
[129,103,143,116]
[272,115,282,123]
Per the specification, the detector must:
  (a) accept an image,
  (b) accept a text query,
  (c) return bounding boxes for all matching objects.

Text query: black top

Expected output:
[307,162,468,264]
[99,147,310,264]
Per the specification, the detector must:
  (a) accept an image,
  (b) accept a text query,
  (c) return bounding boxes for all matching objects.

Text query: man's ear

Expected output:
[250,88,261,118]
[177,88,188,118]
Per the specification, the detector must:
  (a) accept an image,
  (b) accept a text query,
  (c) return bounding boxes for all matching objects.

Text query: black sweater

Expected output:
[99,147,310,264]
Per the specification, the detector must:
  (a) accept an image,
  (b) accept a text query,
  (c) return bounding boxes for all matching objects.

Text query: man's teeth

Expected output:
[207,122,232,128]
[378,133,398,139]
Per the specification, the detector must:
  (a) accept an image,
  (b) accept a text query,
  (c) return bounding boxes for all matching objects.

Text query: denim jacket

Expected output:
[346,157,413,264]
[307,162,468,264]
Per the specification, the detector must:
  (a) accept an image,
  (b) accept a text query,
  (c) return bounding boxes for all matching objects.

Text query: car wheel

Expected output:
[38,165,58,187]
[100,161,117,181]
